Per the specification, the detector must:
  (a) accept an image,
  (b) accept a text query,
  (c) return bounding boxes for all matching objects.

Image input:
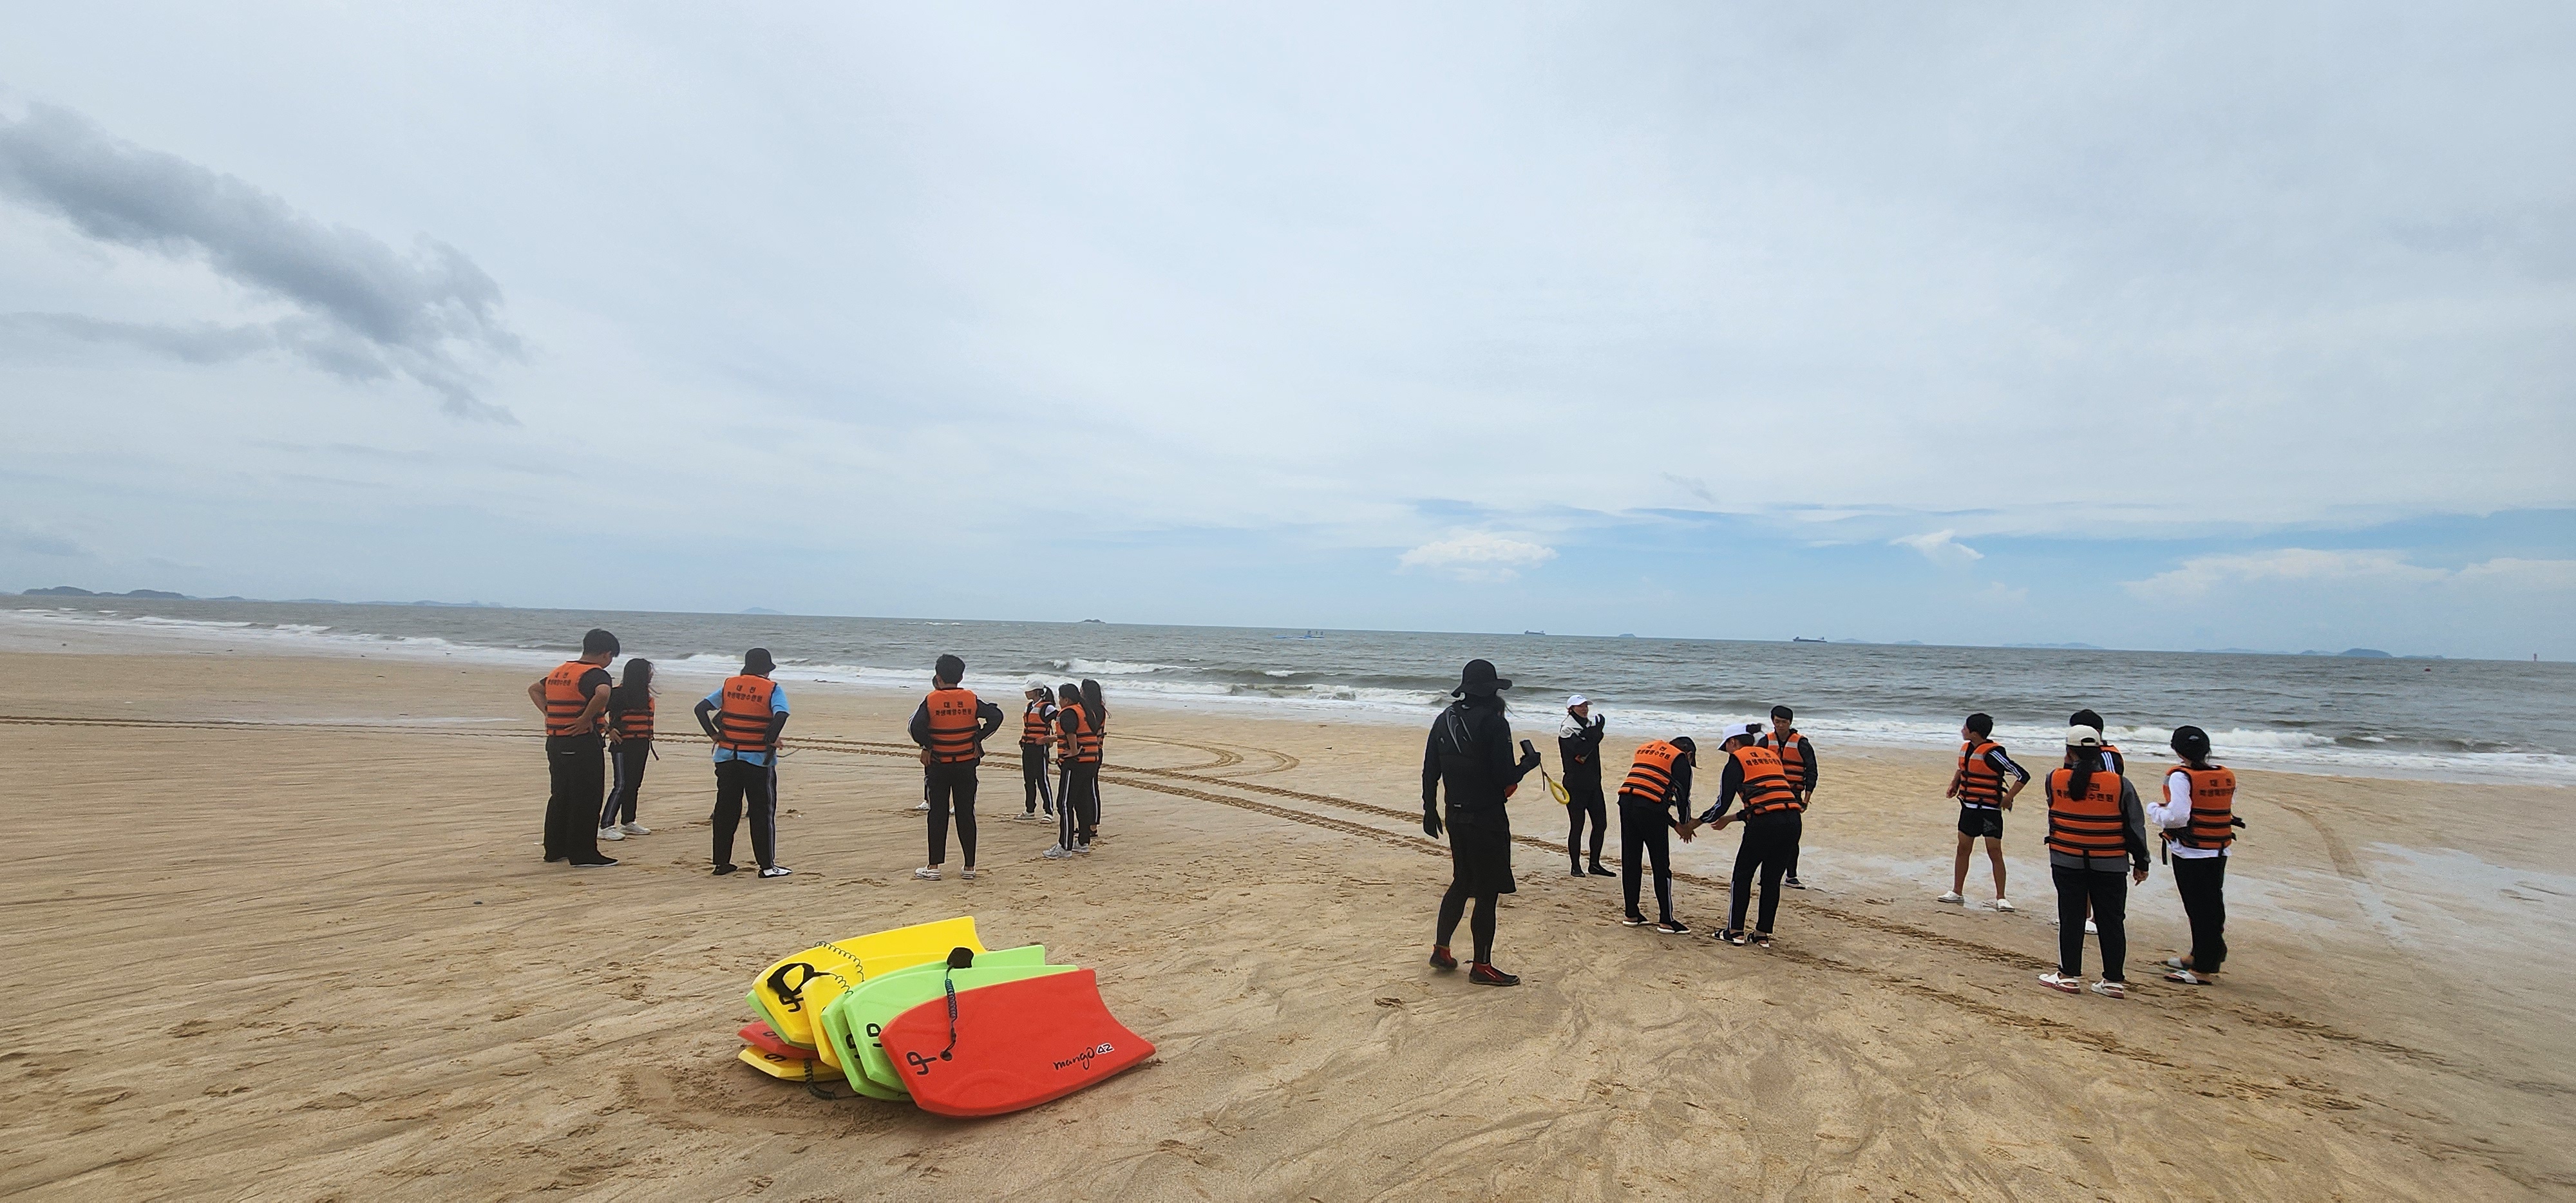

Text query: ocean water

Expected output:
[6,596,2570,786]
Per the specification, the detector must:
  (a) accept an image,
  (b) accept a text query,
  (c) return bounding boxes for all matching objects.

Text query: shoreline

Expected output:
[1,645,2568,1197]
[5,602,2565,788]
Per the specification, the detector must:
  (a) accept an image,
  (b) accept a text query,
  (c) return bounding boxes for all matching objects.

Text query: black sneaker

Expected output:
[1786,876,1807,890]
[1428,946,1457,971]
[1568,866,1587,877]
[712,864,739,876]
[1654,918,1690,934]
[1468,963,1520,987]
[571,856,618,868]
[1588,864,1615,877]
[1620,914,1651,927]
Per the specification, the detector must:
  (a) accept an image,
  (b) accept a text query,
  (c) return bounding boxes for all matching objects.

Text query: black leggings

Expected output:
[2053,864,2130,981]
[1022,743,1052,812]
[1057,761,1099,848]
[1726,811,1802,935]
[601,741,650,827]
[2172,855,2228,974]
[1436,884,1499,963]
[927,760,978,867]
[1618,797,1674,920]
[1567,779,1606,866]
[711,757,777,869]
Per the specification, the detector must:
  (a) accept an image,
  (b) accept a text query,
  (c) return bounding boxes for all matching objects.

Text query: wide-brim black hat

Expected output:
[1452,658,1511,696]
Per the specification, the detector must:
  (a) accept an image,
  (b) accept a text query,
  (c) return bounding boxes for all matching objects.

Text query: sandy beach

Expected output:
[3,627,2570,1200]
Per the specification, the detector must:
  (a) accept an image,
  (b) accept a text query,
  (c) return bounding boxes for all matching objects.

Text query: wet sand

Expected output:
[2,630,2570,1199]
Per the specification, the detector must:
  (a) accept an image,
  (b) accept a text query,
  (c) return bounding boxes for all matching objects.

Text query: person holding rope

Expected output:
[1683,722,1807,947]
[1615,735,1696,934]
[1558,695,1611,877]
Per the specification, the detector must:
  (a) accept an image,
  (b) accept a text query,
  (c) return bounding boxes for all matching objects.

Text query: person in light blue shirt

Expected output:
[693,648,792,877]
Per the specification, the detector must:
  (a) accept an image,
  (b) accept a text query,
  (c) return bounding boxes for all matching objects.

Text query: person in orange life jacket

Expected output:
[908,654,1007,881]
[2038,726,2152,998]
[2068,708,2125,934]
[693,648,791,878]
[1559,695,1613,877]
[1940,711,2030,909]
[1761,706,1819,888]
[1081,678,1111,830]
[1045,682,1104,857]
[1681,723,1806,947]
[529,628,621,867]
[2152,725,2237,985]
[599,658,657,840]
[1615,735,1696,934]
[1422,659,1544,987]
[1019,677,1057,819]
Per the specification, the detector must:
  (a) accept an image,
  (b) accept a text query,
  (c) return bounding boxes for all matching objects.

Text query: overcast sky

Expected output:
[3,4,2570,657]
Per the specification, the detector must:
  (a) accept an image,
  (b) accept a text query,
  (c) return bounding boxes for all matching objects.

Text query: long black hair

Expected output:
[2065,743,2103,799]
[1081,679,1108,729]
[613,658,654,710]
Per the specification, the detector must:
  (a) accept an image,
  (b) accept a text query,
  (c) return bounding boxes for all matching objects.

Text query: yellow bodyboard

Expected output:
[737,1046,828,1081]
[747,916,983,1048]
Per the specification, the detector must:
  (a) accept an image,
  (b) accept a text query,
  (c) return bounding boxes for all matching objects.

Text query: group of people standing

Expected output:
[531,630,1112,882]
[1420,659,2237,996]
[904,656,1112,880]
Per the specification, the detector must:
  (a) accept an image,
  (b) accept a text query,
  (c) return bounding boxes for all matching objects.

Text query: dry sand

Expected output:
[2,629,2571,1199]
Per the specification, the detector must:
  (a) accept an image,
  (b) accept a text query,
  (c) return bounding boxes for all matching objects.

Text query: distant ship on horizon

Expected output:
[1792,636,1827,643]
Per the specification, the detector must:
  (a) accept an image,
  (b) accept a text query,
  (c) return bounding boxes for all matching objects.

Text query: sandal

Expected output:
[1724,930,1749,947]
[2090,980,2127,999]
[2164,969,2211,985]
[2038,972,2083,994]
[1752,933,1773,949]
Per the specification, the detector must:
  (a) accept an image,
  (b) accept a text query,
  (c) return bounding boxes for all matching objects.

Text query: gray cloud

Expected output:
[0,103,519,419]
[0,521,84,557]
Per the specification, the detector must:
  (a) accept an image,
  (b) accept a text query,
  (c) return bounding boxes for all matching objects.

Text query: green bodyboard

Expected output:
[831,956,1077,1097]
[817,945,1052,1099]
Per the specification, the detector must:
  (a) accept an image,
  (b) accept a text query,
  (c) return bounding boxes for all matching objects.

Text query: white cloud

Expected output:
[1891,529,1984,567]
[2127,549,2576,602]
[1398,532,1557,582]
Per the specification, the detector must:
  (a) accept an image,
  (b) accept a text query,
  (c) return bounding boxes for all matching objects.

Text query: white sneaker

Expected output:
[913,801,931,811]
[2084,920,2098,934]
[1074,842,1092,855]
[1991,898,2015,913]
[620,822,651,836]
[913,866,940,880]
[1936,891,1964,904]
[1041,844,1074,860]
[759,865,792,878]
[598,826,625,842]
[961,867,978,880]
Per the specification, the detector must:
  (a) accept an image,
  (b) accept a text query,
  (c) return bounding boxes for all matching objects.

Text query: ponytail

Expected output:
[2065,746,2103,800]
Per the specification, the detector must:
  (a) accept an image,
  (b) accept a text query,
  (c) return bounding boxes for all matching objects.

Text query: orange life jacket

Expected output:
[1021,699,1053,746]
[1057,701,1102,765]
[714,675,779,753]
[1759,730,1809,786]
[1732,744,1803,816]
[2045,767,2126,858]
[923,687,983,763]
[542,661,601,736]
[613,694,654,740]
[1619,740,1685,805]
[1953,739,2005,807]
[2167,764,2237,850]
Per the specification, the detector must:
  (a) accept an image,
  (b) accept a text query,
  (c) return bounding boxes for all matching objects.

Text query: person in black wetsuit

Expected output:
[1422,659,1543,987]
[1680,721,1808,946]
[1558,694,1611,876]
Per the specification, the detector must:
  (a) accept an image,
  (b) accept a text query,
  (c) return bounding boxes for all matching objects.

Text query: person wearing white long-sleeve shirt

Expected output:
[2150,725,2236,984]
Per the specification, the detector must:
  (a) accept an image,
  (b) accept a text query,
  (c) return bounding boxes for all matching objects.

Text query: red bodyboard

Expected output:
[740,1021,817,1060]
[876,969,1153,1117]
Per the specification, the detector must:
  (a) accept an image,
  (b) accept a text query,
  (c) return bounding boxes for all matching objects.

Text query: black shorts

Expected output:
[1957,806,2003,839]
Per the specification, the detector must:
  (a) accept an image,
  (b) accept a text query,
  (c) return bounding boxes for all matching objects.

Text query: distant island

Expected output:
[741,607,784,615]
[16,586,504,608]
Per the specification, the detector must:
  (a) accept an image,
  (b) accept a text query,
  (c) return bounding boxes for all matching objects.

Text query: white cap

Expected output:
[1567,694,1589,707]
[1025,676,1050,692]
[2065,725,2104,747]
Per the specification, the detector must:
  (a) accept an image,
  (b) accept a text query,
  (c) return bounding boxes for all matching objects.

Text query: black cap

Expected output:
[744,647,775,674]
[1452,659,1511,697]
[1671,736,1697,754]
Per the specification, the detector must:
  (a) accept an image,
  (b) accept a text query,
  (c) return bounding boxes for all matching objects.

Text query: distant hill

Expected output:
[22,585,184,599]
[2006,641,2103,650]
[18,587,503,608]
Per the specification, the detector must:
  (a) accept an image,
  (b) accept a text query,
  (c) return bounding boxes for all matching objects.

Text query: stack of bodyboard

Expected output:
[731,915,1154,1117]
